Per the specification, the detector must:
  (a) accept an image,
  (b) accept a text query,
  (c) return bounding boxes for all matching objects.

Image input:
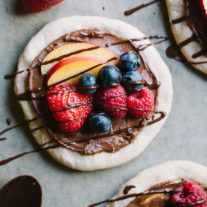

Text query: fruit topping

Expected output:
[79,73,98,94]
[119,52,141,71]
[42,38,159,134]
[123,71,144,92]
[97,65,122,87]
[171,181,207,207]
[46,85,93,132]
[94,84,127,118]
[41,43,118,75]
[127,88,154,117]
[88,111,112,133]
[22,0,64,13]
[46,56,105,87]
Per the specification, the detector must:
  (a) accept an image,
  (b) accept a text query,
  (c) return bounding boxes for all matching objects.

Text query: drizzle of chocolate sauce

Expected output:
[0,101,92,137]
[121,0,207,64]
[0,142,58,166]
[4,35,167,80]
[123,185,136,194]
[0,175,42,207]
[124,0,160,16]
[0,118,37,136]
[0,137,6,141]
[88,188,176,207]
[166,0,207,64]
[0,109,165,166]
[41,46,100,65]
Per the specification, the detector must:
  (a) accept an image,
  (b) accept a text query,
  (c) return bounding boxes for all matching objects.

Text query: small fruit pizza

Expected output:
[89,161,207,207]
[15,16,172,171]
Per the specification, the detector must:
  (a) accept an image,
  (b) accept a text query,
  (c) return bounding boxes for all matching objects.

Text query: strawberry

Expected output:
[127,88,154,117]
[94,84,127,118]
[46,85,93,133]
[22,0,63,13]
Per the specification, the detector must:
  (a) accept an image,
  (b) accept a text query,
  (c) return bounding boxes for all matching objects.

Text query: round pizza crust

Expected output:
[166,0,207,75]
[15,16,173,171]
[108,160,207,207]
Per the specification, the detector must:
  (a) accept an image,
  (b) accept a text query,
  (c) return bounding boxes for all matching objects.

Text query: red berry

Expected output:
[127,88,154,117]
[171,181,207,207]
[46,85,93,132]
[94,85,127,118]
[22,0,63,13]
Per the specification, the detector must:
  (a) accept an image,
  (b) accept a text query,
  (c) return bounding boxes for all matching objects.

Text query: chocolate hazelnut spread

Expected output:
[26,29,162,155]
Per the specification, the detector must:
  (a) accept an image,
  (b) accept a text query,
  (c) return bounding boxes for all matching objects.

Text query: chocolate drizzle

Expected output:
[0,175,42,207]
[167,0,207,64]
[0,109,166,165]
[4,35,167,80]
[0,118,37,136]
[123,185,136,194]
[0,141,58,166]
[41,46,100,65]
[0,137,6,141]
[124,0,160,16]
[88,183,180,207]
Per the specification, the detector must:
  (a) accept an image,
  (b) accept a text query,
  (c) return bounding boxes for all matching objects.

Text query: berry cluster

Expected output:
[46,52,155,133]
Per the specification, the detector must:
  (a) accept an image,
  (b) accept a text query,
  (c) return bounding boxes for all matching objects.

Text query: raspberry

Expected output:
[94,84,127,118]
[171,181,207,207]
[127,88,154,117]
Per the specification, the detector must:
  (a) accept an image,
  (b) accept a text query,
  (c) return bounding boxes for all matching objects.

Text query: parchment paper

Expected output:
[0,0,206,206]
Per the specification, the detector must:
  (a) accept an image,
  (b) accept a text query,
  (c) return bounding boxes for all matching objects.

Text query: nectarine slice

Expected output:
[41,43,118,75]
[46,56,105,86]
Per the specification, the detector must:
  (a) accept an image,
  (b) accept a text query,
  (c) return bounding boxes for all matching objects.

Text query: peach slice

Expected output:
[41,43,118,75]
[199,0,207,19]
[46,56,105,86]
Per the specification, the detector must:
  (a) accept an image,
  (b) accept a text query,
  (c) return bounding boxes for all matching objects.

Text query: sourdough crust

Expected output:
[108,160,207,207]
[166,0,207,74]
[15,16,173,171]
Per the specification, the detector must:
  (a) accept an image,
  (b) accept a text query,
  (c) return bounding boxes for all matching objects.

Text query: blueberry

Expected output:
[119,52,141,71]
[79,73,97,94]
[97,66,122,87]
[123,71,143,92]
[88,112,112,133]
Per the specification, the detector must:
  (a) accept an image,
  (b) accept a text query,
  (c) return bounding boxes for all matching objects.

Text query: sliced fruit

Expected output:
[41,42,118,75]
[199,0,207,19]
[46,56,105,86]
